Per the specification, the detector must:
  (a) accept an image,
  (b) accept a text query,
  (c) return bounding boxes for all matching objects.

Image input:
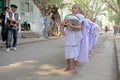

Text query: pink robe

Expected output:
[88,21,95,52]
[78,18,90,63]
[93,24,99,46]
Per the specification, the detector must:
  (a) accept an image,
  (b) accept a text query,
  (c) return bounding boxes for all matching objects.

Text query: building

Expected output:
[0,0,44,35]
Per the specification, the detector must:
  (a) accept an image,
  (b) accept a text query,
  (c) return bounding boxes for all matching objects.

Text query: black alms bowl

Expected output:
[64,14,80,26]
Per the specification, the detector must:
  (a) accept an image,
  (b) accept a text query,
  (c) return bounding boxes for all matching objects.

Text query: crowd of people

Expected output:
[61,4,99,74]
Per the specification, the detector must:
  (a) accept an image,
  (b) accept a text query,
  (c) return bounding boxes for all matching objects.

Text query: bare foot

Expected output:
[76,62,80,66]
[89,51,91,54]
[69,69,75,75]
[88,53,90,56]
[63,67,70,72]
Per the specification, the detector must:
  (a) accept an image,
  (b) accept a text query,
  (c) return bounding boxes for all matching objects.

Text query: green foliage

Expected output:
[108,11,120,24]
[117,0,120,10]
[37,0,71,9]
[75,0,106,18]
[102,0,120,16]
[48,0,63,6]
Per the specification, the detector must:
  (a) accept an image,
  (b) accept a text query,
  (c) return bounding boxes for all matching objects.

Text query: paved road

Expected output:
[0,33,119,80]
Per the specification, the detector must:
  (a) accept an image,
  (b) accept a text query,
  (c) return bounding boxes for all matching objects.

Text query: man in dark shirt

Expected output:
[0,7,9,42]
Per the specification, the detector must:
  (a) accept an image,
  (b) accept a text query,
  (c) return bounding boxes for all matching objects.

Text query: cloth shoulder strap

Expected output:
[8,12,12,18]
[74,15,81,21]
[14,13,19,20]
[74,14,84,24]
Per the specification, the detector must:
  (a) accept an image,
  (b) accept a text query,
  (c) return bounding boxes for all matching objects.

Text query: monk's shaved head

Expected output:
[72,4,81,9]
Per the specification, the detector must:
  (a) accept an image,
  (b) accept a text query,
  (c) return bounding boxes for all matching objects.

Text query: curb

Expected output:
[18,37,63,45]
[114,37,120,79]
[0,37,64,49]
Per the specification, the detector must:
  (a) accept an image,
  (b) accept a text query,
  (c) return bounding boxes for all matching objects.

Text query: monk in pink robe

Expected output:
[77,18,91,63]
[87,20,95,53]
[92,23,99,47]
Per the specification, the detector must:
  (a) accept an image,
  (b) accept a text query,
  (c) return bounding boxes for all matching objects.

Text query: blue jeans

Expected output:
[43,25,49,39]
[6,29,18,48]
[114,30,117,36]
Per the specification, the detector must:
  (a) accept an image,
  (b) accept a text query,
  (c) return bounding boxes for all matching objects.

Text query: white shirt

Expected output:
[5,11,20,23]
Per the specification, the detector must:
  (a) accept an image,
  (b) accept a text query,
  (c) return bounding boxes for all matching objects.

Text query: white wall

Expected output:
[31,4,44,35]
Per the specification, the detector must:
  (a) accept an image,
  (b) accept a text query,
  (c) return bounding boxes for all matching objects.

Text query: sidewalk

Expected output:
[114,35,120,79]
[0,36,63,49]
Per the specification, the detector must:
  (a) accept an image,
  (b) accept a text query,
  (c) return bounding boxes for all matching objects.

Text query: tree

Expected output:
[33,0,68,36]
[75,0,106,19]
[101,0,120,26]
[102,0,120,16]
[108,10,120,24]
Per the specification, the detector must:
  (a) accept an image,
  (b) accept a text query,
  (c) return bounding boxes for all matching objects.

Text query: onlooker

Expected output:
[118,26,120,36]
[0,7,9,42]
[5,4,20,52]
[43,13,50,39]
[113,25,118,36]
[104,26,108,33]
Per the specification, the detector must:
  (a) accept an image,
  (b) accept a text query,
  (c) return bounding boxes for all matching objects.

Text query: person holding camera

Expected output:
[5,4,20,52]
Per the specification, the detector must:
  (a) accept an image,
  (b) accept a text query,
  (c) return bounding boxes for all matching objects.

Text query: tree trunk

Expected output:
[33,0,63,36]
[49,8,64,36]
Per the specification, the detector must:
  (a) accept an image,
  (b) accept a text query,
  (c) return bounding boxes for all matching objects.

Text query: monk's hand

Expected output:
[13,20,19,24]
[61,20,67,27]
[66,20,74,28]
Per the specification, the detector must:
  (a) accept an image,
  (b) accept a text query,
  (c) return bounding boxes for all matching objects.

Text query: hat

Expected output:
[11,4,18,8]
